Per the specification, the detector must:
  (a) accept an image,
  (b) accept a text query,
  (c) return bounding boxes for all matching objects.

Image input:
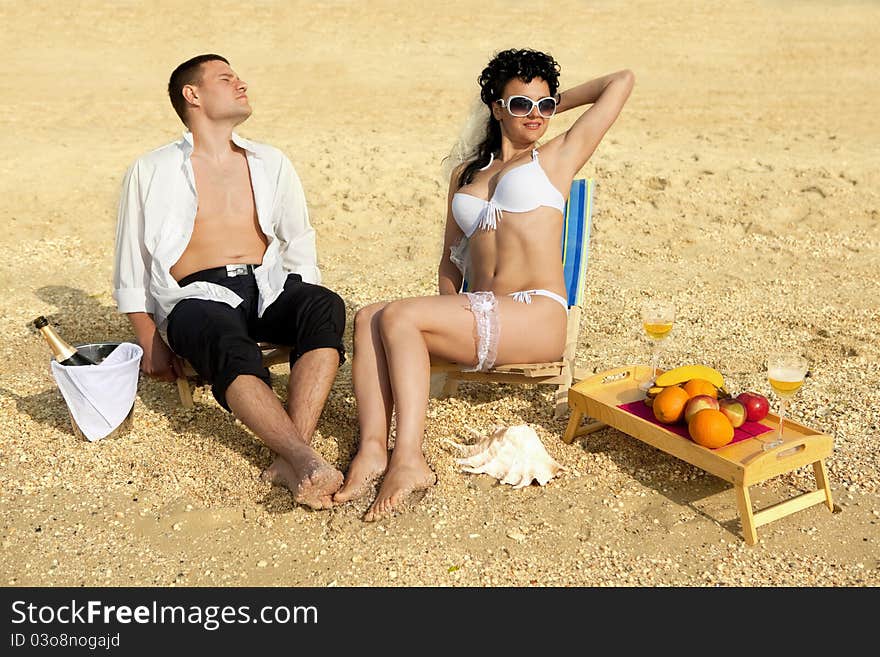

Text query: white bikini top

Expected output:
[451,149,566,238]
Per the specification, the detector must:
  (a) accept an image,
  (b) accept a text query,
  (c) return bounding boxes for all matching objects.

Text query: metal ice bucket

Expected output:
[66,342,135,440]
[76,342,124,363]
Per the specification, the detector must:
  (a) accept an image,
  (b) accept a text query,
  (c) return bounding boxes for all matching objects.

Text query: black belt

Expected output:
[178,264,259,287]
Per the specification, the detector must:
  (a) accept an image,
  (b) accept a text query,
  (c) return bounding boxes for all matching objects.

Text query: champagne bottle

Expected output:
[33,316,96,366]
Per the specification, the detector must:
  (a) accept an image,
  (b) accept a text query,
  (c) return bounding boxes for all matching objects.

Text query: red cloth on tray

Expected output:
[617,400,773,447]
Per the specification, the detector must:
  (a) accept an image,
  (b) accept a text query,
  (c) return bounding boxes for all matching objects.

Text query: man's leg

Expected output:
[167,297,342,509]
[255,276,347,493]
[285,347,339,444]
[225,374,342,510]
[254,349,342,508]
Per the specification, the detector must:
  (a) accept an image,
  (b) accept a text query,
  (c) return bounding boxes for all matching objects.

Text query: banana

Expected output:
[654,365,724,389]
[642,386,665,407]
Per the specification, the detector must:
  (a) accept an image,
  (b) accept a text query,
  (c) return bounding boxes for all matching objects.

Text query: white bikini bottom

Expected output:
[463,289,568,372]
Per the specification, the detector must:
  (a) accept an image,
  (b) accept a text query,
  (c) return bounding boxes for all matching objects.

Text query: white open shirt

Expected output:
[112,131,320,330]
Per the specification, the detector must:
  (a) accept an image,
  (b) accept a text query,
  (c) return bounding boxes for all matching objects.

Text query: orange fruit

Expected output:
[652,386,690,424]
[682,378,718,399]
[688,409,734,448]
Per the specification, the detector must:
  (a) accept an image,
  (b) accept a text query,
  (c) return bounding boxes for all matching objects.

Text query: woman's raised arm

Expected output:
[553,69,635,177]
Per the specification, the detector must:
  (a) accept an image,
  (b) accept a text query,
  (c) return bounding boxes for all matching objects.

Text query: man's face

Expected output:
[188,60,251,125]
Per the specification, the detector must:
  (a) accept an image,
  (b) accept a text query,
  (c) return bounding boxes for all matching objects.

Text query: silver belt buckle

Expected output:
[226,264,249,277]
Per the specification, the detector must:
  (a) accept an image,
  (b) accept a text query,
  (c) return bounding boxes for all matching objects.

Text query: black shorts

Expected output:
[167,269,346,411]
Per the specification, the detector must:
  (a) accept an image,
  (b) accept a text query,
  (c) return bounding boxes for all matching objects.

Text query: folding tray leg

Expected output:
[563,407,584,444]
[562,411,607,444]
[738,460,834,546]
[735,484,759,546]
[813,459,834,512]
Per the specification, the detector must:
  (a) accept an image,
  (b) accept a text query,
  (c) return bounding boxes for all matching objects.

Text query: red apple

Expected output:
[718,398,748,428]
[736,391,770,422]
[683,395,720,424]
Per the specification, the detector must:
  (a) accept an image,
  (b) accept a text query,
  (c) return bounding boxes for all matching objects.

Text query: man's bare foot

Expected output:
[363,456,436,522]
[260,445,343,510]
[333,440,389,504]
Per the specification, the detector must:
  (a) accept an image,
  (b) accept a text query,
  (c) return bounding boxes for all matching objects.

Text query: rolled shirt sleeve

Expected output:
[112,160,156,314]
[273,156,321,285]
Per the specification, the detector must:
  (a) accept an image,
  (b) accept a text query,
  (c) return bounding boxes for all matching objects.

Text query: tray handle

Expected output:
[579,366,635,387]
[743,435,811,466]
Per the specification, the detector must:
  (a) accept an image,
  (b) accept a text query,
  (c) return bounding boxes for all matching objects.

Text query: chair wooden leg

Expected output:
[429,372,451,399]
[735,484,758,546]
[553,383,570,419]
[440,376,460,399]
[572,366,590,382]
[813,460,834,511]
[176,378,194,408]
[552,365,573,419]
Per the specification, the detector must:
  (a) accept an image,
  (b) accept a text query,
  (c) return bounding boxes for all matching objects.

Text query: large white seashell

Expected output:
[449,425,565,489]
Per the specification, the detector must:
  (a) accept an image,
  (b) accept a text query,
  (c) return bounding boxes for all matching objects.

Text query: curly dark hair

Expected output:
[457,49,561,189]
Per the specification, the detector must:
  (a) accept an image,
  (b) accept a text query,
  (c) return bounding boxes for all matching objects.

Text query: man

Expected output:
[113,54,345,509]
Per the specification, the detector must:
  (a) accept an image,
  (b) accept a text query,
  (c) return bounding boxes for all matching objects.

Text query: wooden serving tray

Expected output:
[564,365,834,545]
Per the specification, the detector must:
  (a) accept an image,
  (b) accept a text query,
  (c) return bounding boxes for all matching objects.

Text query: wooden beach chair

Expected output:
[431,178,597,418]
[175,345,291,408]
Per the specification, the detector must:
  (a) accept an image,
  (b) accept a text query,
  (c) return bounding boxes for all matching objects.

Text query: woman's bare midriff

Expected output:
[465,207,567,299]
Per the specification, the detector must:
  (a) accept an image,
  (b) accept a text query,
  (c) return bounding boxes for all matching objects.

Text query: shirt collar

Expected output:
[180,130,257,156]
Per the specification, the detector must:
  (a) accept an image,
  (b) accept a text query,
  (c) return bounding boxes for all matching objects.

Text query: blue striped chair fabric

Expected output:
[561,178,594,308]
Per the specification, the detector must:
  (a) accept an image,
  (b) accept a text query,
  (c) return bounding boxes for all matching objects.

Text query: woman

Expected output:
[334,49,634,520]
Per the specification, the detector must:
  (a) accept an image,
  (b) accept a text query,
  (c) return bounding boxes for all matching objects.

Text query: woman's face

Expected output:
[490,77,553,144]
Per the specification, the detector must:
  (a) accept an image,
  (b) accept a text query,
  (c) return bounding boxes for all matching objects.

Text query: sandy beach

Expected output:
[1,0,878,586]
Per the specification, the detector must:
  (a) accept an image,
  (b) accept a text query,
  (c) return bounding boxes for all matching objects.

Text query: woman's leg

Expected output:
[363,293,566,521]
[334,303,394,502]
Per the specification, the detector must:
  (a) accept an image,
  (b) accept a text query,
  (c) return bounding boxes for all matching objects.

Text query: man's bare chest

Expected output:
[191,156,256,221]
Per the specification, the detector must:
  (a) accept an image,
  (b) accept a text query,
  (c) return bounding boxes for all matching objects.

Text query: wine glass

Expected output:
[638,300,675,391]
[763,351,808,451]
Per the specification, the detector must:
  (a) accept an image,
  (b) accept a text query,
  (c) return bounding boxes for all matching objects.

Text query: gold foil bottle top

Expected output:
[33,316,94,365]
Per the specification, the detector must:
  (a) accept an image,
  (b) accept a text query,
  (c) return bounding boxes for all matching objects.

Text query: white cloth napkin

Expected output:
[50,343,143,442]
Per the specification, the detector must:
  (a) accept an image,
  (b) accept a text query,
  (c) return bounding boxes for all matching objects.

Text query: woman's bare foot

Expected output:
[363,454,436,522]
[333,440,389,504]
[260,445,343,510]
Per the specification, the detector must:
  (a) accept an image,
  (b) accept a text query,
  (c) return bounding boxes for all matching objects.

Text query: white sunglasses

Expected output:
[496,95,557,118]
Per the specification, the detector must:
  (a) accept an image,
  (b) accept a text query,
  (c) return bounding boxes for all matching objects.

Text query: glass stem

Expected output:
[777,396,786,442]
[650,341,660,381]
